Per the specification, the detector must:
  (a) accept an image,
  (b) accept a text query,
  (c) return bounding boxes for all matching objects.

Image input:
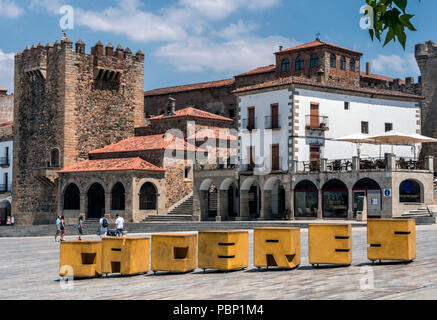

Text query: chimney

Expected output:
[279,46,283,51]
[0,89,7,97]
[165,96,176,117]
[366,62,371,75]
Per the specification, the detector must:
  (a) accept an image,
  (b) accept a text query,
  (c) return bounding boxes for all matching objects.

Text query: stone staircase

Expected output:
[142,195,195,222]
[395,206,436,225]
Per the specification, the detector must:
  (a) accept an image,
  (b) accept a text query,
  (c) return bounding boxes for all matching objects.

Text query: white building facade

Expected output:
[0,121,12,225]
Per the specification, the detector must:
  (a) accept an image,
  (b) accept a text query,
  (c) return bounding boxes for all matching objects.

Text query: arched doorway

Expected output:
[0,201,11,225]
[322,179,348,218]
[227,184,239,218]
[264,178,286,219]
[353,178,382,218]
[294,180,318,218]
[64,183,80,210]
[399,180,422,203]
[111,182,125,211]
[139,182,157,210]
[248,184,261,218]
[219,178,239,220]
[87,183,105,219]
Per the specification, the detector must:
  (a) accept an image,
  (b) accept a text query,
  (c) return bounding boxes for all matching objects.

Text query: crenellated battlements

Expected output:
[16,37,145,83]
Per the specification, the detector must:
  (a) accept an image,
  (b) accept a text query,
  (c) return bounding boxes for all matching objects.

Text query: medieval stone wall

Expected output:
[416,41,437,161]
[13,37,144,225]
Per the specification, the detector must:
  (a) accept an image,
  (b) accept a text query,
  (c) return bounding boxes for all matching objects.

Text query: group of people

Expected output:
[54,214,126,242]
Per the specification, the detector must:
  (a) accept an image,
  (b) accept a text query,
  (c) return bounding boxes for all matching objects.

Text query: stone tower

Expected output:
[13,36,145,225]
[415,41,437,160]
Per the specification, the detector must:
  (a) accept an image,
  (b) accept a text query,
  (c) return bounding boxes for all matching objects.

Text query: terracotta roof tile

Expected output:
[89,134,206,155]
[277,40,363,56]
[187,128,237,141]
[236,65,276,77]
[148,107,233,122]
[233,77,423,100]
[360,72,406,85]
[144,78,235,96]
[58,157,165,173]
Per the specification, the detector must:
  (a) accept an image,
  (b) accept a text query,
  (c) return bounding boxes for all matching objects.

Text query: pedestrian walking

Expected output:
[60,216,66,241]
[77,216,84,241]
[115,214,125,237]
[99,214,108,238]
[55,216,61,242]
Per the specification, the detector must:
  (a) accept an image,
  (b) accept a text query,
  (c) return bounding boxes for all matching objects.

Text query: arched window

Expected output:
[295,56,304,71]
[310,53,319,68]
[64,184,80,210]
[50,149,60,167]
[340,56,346,70]
[330,53,337,68]
[111,182,125,211]
[400,180,421,203]
[350,58,356,72]
[139,182,157,210]
[281,58,290,73]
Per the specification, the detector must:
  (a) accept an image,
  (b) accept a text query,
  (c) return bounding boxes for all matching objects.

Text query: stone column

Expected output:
[105,192,111,220]
[238,191,250,221]
[80,193,87,218]
[347,188,354,220]
[220,190,229,221]
[216,190,222,222]
[288,188,295,220]
[192,189,202,221]
[260,189,272,220]
[317,190,323,220]
[125,192,133,222]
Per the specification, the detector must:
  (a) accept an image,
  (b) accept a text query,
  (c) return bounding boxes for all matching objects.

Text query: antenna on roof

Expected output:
[316,32,321,41]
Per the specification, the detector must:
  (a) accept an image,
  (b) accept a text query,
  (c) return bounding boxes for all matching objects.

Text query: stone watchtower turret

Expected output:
[13,36,145,225]
[415,41,437,160]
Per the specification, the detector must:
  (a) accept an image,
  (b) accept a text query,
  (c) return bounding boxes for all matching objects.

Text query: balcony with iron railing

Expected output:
[240,156,285,173]
[305,115,329,131]
[265,115,281,130]
[242,117,258,131]
[0,184,11,193]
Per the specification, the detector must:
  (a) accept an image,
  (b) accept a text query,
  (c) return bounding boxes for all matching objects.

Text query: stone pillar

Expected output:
[426,156,434,171]
[352,156,360,171]
[220,190,229,222]
[192,190,201,221]
[80,193,86,218]
[317,189,323,220]
[288,188,295,220]
[125,192,133,222]
[385,153,396,171]
[260,189,272,220]
[105,192,111,220]
[347,188,354,220]
[216,190,222,222]
[320,158,328,172]
[238,191,250,221]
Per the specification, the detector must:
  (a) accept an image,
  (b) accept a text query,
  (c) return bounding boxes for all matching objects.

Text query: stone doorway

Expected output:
[87,183,105,219]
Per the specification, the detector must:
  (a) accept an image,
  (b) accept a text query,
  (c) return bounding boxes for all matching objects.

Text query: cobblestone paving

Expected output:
[1,225,437,300]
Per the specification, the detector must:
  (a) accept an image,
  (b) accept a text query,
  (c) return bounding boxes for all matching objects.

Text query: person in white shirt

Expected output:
[115,214,125,237]
[99,214,108,238]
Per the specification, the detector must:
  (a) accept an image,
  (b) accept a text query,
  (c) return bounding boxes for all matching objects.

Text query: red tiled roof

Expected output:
[0,120,13,129]
[277,40,363,56]
[233,76,423,100]
[360,72,406,85]
[144,78,235,96]
[236,65,276,77]
[187,128,237,141]
[89,134,206,155]
[58,157,165,173]
[148,107,233,122]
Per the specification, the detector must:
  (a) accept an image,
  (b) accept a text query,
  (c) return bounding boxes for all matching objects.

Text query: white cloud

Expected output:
[29,0,291,74]
[0,0,24,18]
[371,53,420,77]
[155,36,298,73]
[0,49,15,92]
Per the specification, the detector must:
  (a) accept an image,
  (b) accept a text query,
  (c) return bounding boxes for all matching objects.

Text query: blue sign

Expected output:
[384,189,392,197]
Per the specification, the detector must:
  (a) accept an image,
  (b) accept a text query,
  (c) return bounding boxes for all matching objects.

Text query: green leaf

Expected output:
[383,28,395,46]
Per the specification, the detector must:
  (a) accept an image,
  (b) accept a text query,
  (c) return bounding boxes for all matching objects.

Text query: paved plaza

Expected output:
[1,225,437,300]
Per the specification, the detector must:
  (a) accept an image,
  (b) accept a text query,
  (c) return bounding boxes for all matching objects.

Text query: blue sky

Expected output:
[0,0,434,93]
